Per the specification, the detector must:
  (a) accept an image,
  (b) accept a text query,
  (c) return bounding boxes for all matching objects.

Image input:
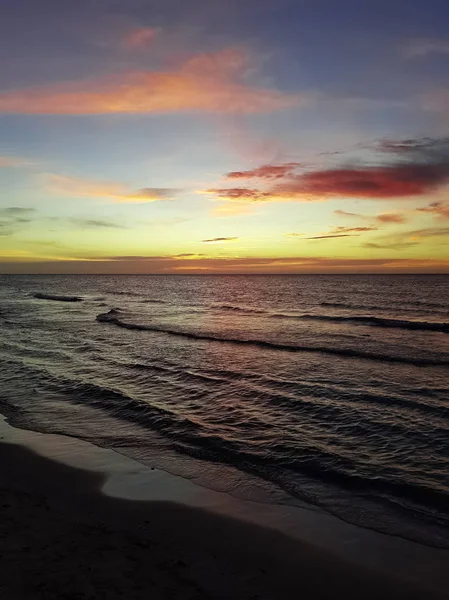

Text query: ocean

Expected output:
[0,274,448,547]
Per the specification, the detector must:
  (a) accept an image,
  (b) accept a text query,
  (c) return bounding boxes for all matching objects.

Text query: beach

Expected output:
[1,416,448,600]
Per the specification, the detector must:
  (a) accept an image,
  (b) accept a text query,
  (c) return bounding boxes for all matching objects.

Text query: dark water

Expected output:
[0,275,448,546]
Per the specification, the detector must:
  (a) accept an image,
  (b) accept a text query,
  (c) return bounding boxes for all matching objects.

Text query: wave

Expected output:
[95,310,448,367]
[300,314,449,333]
[210,305,449,332]
[320,300,447,311]
[33,293,83,302]
[212,304,267,315]
[106,290,142,297]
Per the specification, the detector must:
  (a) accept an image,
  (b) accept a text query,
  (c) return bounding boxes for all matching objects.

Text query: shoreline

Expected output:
[1,414,448,598]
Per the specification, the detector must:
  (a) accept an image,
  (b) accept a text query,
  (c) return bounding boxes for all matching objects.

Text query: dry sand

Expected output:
[1,441,447,600]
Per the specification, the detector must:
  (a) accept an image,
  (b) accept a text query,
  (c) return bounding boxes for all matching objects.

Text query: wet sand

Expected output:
[1,439,447,600]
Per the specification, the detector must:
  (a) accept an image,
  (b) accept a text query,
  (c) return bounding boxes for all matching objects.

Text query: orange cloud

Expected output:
[45,174,175,203]
[122,27,158,49]
[0,49,303,115]
[376,212,407,223]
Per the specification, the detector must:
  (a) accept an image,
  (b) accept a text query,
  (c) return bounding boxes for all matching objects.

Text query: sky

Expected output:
[1,0,449,274]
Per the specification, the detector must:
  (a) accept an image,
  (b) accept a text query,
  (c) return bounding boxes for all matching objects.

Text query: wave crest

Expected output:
[33,293,83,302]
[95,310,448,367]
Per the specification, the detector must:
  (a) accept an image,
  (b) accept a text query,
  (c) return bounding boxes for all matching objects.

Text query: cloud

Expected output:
[122,27,158,49]
[331,226,378,233]
[2,255,449,274]
[45,174,175,203]
[226,163,302,180]
[0,206,36,236]
[0,49,303,115]
[401,38,449,59]
[205,188,273,202]
[206,136,449,205]
[66,218,127,229]
[303,234,358,240]
[0,156,30,168]
[417,202,449,220]
[334,208,407,224]
[201,237,239,243]
[0,207,35,216]
[271,164,449,199]
[419,90,449,118]
[364,241,420,250]
[363,226,449,250]
[334,209,361,218]
[376,213,407,223]
[285,225,376,241]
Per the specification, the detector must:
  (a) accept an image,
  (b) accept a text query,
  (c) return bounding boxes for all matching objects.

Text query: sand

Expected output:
[1,440,448,600]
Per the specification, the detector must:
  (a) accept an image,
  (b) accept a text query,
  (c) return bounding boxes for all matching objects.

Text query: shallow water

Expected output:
[0,274,448,546]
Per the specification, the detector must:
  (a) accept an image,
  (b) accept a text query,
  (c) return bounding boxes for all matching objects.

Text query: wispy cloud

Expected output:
[0,156,31,168]
[0,206,36,236]
[334,209,408,224]
[205,187,273,202]
[331,226,378,233]
[0,207,35,216]
[419,89,449,119]
[0,49,304,115]
[303,233,358,240]
[334,209,361,218]
[364,226,449,250]
[401,38,449,59]
[226,163,303,180]
[285,225,376,241]
[45,174,176,203]
[122,27,158,50]
[201,237,239,243]
[66,218,127,229]
[417,202,449,220]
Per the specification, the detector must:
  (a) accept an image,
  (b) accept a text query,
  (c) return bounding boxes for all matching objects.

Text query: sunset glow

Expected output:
[1,0,448,273]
